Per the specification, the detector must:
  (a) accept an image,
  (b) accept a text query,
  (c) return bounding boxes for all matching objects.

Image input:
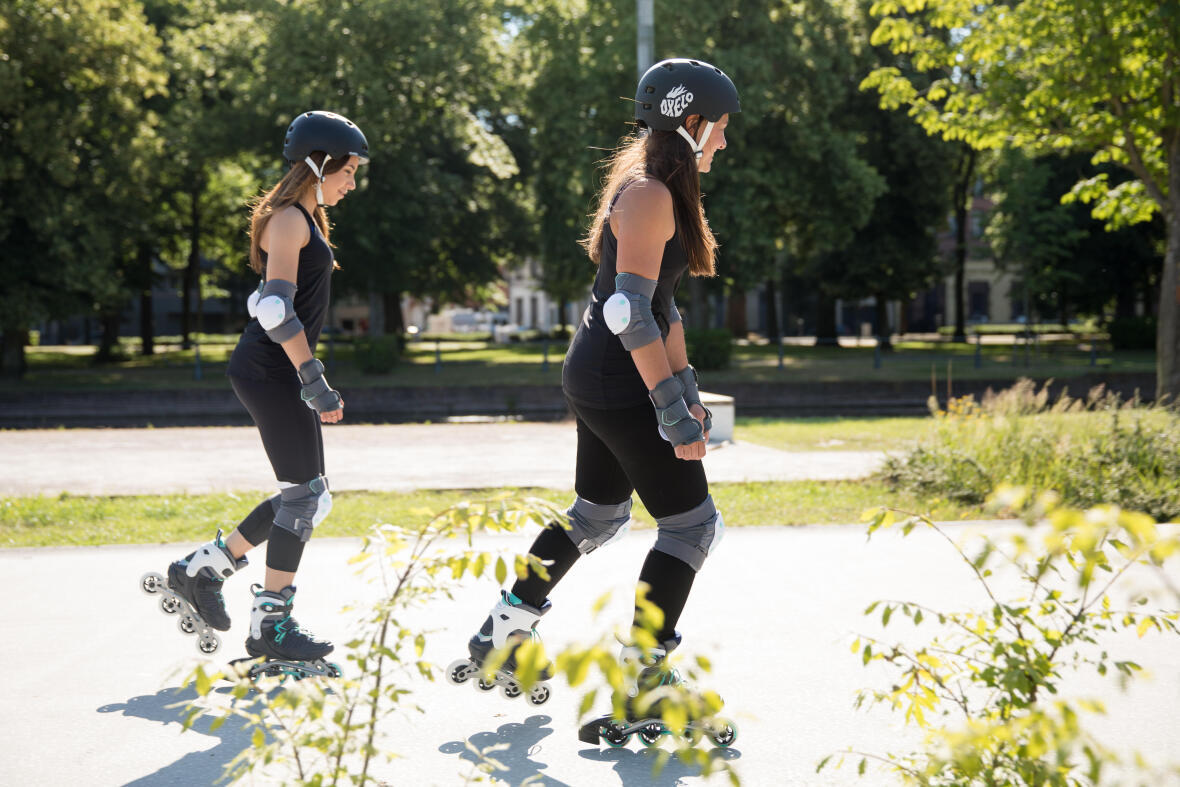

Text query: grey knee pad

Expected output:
[565,496,633,555]
[274,475,332,542]
[653,495,725,572]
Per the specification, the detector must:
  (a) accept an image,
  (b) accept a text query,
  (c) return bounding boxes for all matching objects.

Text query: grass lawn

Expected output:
[735,415,931,452]
[5,335,1154,391]
[0,481,983,548]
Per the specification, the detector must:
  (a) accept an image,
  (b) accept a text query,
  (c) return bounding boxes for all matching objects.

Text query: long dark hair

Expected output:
[581,117,716,277]
[247,152,346,275]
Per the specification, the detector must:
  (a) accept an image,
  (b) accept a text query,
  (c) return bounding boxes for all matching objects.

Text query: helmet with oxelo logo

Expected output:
[633,58,740,160]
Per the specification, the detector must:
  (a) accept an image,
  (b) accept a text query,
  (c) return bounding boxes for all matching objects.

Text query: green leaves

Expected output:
[845,488,1180,783]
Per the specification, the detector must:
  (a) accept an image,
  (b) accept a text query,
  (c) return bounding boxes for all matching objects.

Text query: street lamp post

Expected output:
[637,0,653,76]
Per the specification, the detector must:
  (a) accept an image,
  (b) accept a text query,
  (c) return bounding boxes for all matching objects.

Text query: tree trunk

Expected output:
[1158,203,1180,402]
[96,309,122,362]
[816,290,839,346]
[139,243,155,356]
[182,185,202,350]
[557,296,570,339]
[952,145,976,343]
[0,329,28,379]
[765,278,779,342]
[726,288,747,336]
[383,291,404,336]
[875,292,893,351]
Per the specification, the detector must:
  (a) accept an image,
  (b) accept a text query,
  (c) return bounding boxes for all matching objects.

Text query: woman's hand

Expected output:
[320,397,344,424]
[674,403,709,461]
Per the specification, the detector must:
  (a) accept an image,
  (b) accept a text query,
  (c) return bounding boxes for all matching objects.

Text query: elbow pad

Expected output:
[255,279,304,344]
[603,273,662,350]
[668,298,682,325]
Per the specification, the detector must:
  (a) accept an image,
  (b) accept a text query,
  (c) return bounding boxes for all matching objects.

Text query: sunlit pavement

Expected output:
[3,522,1178,786]
[0,422,886,496]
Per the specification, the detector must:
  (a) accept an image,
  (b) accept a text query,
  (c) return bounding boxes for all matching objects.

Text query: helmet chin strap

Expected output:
[676,120,715,166]
[304,153,334,205]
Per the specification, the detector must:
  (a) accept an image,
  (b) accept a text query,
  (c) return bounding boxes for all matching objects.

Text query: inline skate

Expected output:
[232,584,341,681]
[577,632,738,748]
[139,529,247,654]
[446,590,554,705]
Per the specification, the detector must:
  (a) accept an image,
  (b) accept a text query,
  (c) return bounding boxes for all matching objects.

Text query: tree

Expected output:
[987,150,1164,326]
[255,0,528,333]
[519,0,885,337]
[0,0,165,376]
[863,0,1180,398]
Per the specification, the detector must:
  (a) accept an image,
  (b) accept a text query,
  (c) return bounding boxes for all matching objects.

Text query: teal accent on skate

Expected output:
[505,591,523,606]
[274,616,291,644]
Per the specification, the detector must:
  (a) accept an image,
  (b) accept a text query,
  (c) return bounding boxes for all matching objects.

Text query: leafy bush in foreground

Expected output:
[881,380,1180,521]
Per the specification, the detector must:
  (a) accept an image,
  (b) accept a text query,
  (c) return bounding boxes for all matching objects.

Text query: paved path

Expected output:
[3,523,1178,786]
[0,423,886,496]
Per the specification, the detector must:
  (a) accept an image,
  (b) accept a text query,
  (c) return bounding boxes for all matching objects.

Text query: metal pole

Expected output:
[637,0,654,77]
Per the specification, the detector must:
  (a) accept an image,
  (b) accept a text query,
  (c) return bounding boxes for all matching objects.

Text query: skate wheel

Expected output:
[198,633,220,654]
[501,682,522,699]
[601,722,631,748]
[178,615,197,635]
[708,722,737,748]
[160,596,181,615]
[681,725,704,745]
[528,683,551,706]
[445,659,473,685]
[638,724,664,747]
[474,675,497,692]
[325,662,342,678]
[140,572,164,595]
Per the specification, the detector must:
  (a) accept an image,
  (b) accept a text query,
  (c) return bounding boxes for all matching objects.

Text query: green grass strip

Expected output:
[0,481,985,548]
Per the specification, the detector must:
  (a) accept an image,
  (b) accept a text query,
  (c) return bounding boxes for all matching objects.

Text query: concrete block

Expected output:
[700,390,734,443]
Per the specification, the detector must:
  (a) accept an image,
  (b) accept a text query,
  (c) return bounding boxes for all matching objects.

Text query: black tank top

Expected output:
[563,189,690,409]
[227,203,334,383]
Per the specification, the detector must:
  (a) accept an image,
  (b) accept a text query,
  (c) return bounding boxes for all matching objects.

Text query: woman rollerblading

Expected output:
[140,111,368,677]
[450,58,741,743]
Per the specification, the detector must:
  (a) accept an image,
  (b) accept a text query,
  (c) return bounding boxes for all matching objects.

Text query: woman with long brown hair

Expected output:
[448,59,740,745]
[142,111,367,677]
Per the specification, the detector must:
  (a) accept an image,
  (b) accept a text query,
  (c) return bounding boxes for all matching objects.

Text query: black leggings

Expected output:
[229,375,325,572]
[512,398,708,642]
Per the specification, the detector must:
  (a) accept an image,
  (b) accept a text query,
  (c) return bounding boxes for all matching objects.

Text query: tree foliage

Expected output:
[0,0,165,372]
[862,0,1180,397]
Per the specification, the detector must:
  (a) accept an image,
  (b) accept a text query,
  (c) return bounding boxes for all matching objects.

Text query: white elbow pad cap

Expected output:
[256,295,291,331]
[604,273,662,351]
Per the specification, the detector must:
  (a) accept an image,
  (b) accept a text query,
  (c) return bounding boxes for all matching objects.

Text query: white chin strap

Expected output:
[304,153,334,205]
[676,120,714,166]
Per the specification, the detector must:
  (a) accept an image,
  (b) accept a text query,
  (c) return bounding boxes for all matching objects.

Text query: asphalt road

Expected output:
[3,522,1178,786]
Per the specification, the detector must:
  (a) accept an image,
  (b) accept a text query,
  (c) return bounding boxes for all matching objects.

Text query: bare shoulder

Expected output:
[260,205,311,251]
[612,177,675,240]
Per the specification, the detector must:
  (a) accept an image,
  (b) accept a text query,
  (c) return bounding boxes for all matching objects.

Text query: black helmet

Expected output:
[634,58,740,133]
[283,110,370,167]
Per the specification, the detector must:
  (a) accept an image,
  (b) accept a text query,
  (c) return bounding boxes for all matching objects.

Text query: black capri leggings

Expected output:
[570,398,709,518]
[229,375,325,572]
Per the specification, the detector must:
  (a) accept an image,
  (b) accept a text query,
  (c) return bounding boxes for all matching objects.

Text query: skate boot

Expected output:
[445,590,554,705]
[578,632,738,749]
[234,584,340,681]
[139,529,247,654]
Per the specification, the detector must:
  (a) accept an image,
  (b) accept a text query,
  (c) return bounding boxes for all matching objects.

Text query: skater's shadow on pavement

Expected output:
[579,741,743,786]
[439,714,573,786]
[98,685,251,786]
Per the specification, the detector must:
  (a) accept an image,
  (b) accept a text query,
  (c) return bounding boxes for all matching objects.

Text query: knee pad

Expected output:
[653,495,724,572]
[274,475,331,542]
[565,496,633,555]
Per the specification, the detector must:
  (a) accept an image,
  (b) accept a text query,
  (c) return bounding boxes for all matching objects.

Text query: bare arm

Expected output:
[611,180,705,459]
[261,208,343,424]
